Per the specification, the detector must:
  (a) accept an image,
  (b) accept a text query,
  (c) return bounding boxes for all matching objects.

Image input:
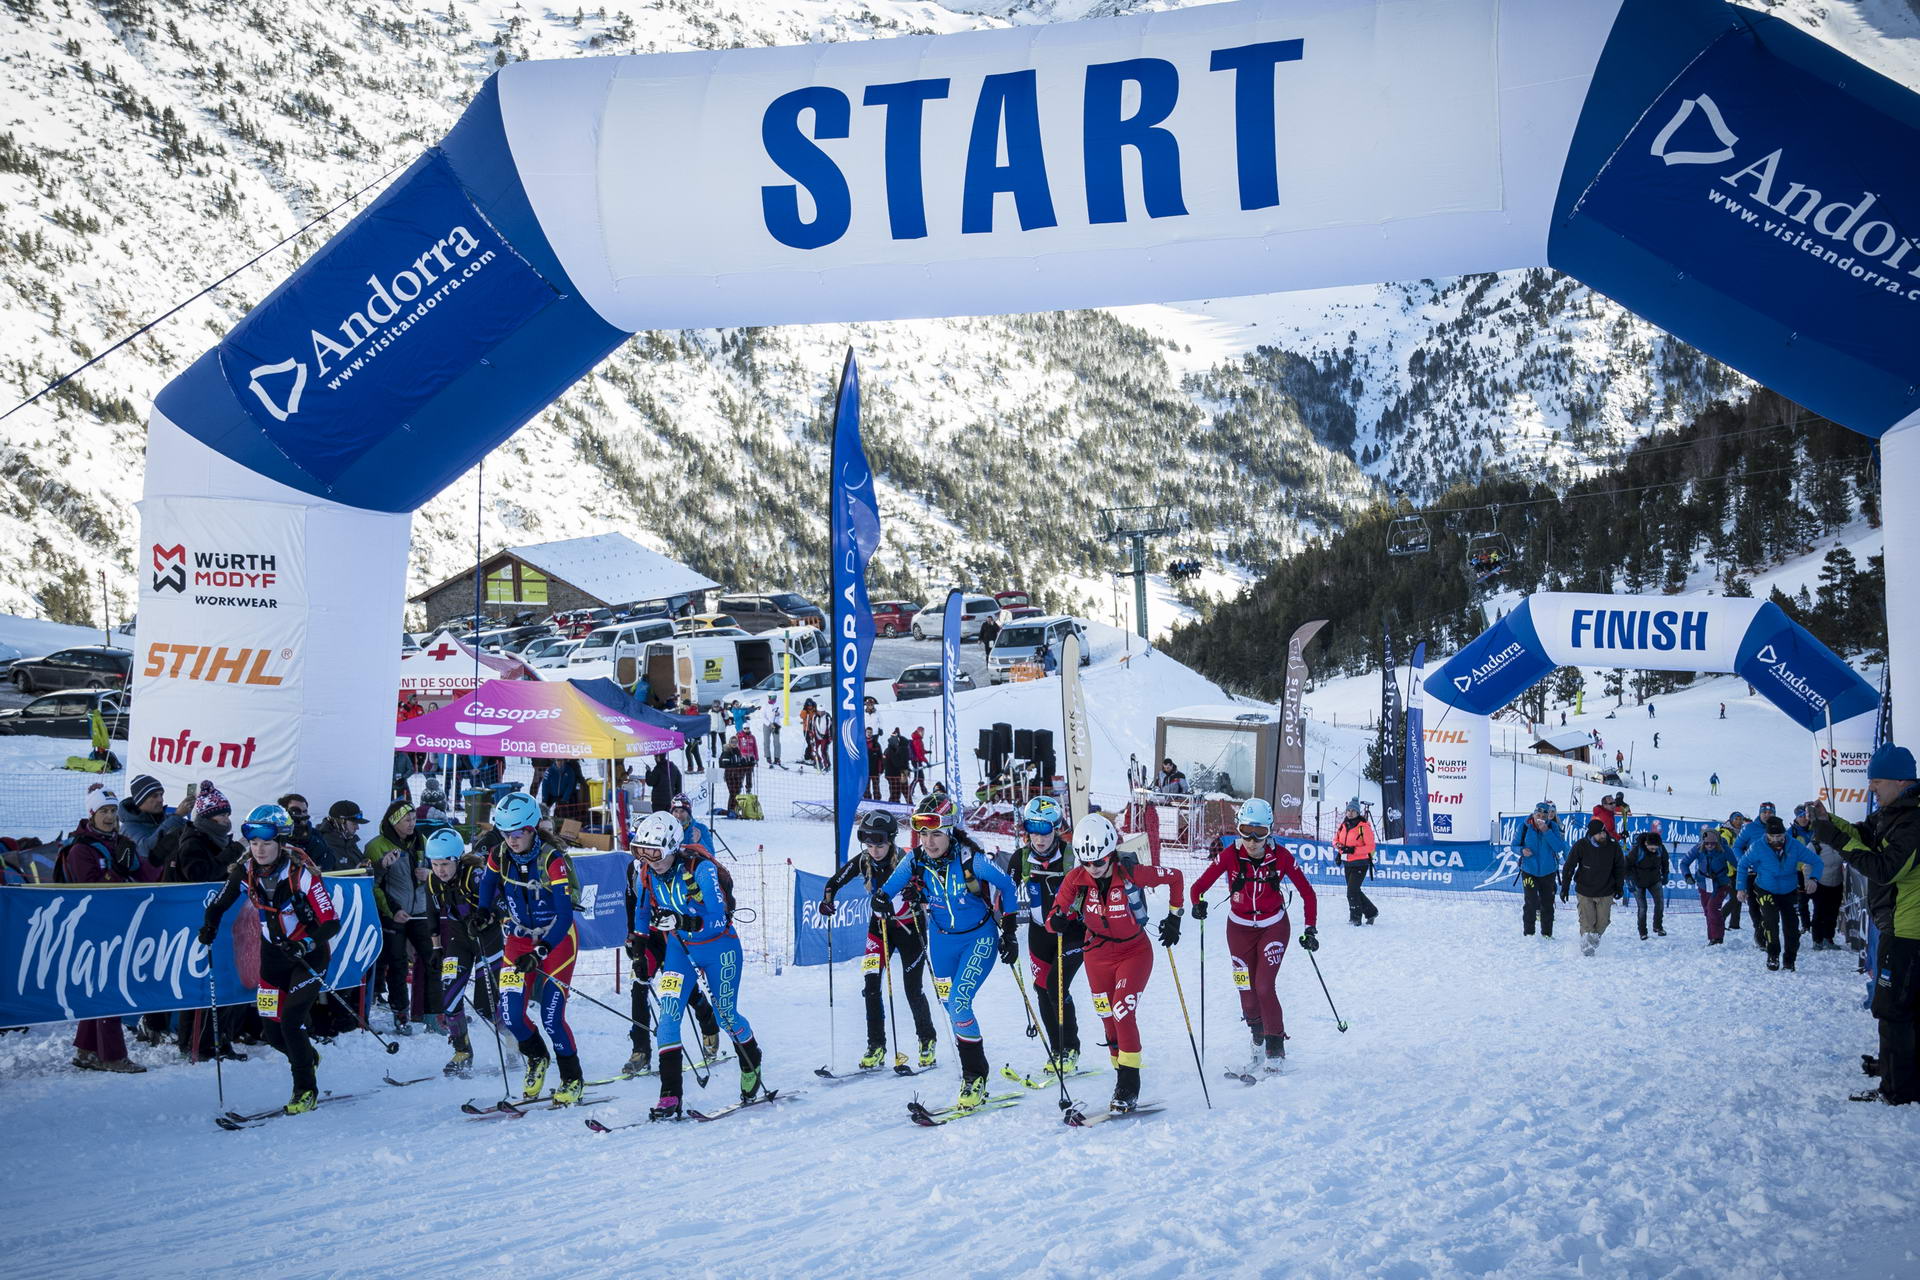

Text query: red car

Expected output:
[994,589,1032,612]
[871,600,919,638]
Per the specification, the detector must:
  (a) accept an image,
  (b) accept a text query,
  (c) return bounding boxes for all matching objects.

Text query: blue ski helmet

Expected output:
[490,791,541,835]
[1021,795,1065,835]
[1237,797,1274,828]
[240,803,292,842]
[425,829,466,863]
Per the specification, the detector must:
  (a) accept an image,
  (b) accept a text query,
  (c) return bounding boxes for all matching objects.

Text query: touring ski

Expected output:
[461,1075,625,1117]
[1065,1101,1166,1127]
[627,1053,733,1081]
[382,1073,436,1088]
[1001,1063,1103,1090]
[215,1093,354,1130]
[907,1092,1023,1126]
[816,1064,933,1084]
[688,1088,796,1121]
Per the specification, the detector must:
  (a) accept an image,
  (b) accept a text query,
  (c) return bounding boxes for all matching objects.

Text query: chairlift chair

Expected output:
[1386,515,1432,557]
[1464,505,1516,585]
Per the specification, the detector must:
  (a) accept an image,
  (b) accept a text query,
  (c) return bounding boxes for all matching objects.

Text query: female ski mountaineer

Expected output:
[474,792,586,1104]
[1190,797,1319,1076]
[818,809,939,1070]
[425,828,504,1077]
[1009,795,1084,1076]
[198,803,340,1115]
[877,795,1022,1112]
[1047,813,1184,1113]
[630,811,765,1120]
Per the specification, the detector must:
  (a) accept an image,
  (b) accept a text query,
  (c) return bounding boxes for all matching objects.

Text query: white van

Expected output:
[633,632,821,705]
[567,618,676,674]
[987,615,1090,684]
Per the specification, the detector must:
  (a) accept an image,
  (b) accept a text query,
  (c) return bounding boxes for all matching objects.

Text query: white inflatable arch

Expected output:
[133,0,1920,812]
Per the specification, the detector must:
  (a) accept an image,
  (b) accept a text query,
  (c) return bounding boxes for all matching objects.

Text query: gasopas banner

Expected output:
[133,496,307,804]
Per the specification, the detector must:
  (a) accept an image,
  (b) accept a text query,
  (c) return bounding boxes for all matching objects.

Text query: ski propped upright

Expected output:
[1060,631,1090,827]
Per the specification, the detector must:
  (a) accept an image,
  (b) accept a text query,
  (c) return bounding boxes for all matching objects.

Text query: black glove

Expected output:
[997,919,1019,965]
[1046,908,1077,934]
[196,923,217,947]
[1190,897,1208,921]
[279,936,315,958]
[1157,913,1181,947]
[469,908,498,933]
[513,950,541,974]
[1299,926,1319,953]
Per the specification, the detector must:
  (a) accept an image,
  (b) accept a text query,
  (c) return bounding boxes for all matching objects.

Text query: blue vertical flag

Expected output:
[1404,641,1432,841]
[941,588,963,803]
[830,350,880,869]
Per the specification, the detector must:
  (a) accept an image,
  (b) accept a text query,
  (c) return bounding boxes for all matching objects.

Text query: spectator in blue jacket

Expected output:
[1681,827,1737,945]
[1737,816,1824,971]
[1512,803,1566,939]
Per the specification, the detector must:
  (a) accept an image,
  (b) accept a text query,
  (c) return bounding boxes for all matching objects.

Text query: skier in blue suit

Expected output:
[879,795,1021,1112]
[630,811,763,1120]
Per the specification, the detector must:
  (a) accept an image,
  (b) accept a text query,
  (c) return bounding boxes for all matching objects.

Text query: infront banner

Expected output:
[1403,642,1432,841]
[792,868,869,966]
[133,496,307,805]
[1272,619,1325,831]
[1426,592,1881,835]
[0,877,380,1027]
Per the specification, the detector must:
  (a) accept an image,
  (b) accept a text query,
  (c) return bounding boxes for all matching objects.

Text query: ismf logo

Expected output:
[152,544,186,593]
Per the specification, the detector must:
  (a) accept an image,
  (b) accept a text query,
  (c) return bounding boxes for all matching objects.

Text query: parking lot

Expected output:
[868,634,991,689]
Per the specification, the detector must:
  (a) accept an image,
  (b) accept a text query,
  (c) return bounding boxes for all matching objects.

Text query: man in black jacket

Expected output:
[165,782,247,1057]
[883,729,912,803]
[1561,819,1626,957]
[1625,821,1671,939]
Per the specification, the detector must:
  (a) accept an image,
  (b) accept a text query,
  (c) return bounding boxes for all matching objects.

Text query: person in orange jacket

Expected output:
[1335,798,1378,925]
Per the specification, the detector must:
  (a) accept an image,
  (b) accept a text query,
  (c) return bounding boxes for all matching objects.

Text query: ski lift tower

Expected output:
[1097,504,1192,641]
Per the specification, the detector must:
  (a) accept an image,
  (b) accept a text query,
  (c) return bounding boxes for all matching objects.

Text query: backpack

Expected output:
[735,793,764,820]
[672,846,736,921]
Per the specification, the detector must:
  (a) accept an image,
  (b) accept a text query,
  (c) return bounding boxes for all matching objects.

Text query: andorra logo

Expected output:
[1649,93,1739,166]
[1756,643,1779,664]
[247,357,308,422]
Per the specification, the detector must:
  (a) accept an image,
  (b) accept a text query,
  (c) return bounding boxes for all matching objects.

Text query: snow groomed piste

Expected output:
[130,0,1920,820]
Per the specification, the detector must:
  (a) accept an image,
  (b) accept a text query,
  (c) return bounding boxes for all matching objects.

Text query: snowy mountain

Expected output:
[1,0,1916,632]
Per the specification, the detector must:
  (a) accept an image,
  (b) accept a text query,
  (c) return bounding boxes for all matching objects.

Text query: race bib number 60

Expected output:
[1232,966,1251,990]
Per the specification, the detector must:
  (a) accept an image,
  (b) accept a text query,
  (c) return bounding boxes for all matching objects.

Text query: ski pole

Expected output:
[284,945,402,1055]
[1056,932,1065,1068]
[1163,944,1212,1110]
[480,956,512,1099]
[1198,920,1206,1065]
[826,909,838,1070]
[208,967,225,1113]
[881,917,905,1072]
[1010,949,1073,1112]
[1303,947,1350,1033]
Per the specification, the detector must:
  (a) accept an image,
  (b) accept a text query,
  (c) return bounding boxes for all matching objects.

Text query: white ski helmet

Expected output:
[630,811,684,856]
[1073,813,1121,865]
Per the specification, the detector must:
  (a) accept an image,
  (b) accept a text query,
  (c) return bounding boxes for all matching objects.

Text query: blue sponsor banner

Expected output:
[1734,602,1880,732]
[568,852,633,951]
[792,868,869,966]
[1425,602,1554,715]
[942,588,963,802]
[1,877,380,1027]
[1567,17,1920,436]
[216,152,556,487]
[829,351,880,869]
[1285,835,1698,908]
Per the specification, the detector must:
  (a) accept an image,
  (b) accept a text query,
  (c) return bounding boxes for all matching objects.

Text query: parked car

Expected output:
[750,663,833,696]
[401,631,422,656]
[530,638,582,671]
[893,664,977,701]
[675,613,740,635]
[717,593,826,632]
[994,589,1032,611]
[515,634,574,665]
[568,618,676,670]
[10,645,133,694]
[909,595,1001,642]
[870,600,920,638]
[0,689,129,739]
[988,616,1090,683]
[1002,605,1043,622]
[559,607,615,639]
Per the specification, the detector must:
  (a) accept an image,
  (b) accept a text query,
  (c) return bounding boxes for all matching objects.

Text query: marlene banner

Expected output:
[1,876,380,1027]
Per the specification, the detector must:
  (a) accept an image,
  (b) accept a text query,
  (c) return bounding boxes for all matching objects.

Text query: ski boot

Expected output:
[1043,1048,1080,1076]
[521,1054,551,1101]
[1263,1034,1286,1075]
[1110,1064,1141,1113]
[858,1044,887,1070]
[917,1038,938,1069]
[648,1097,682,1121]
[954,1075,990,1112]
[285,1089,319,1115]
[622,1050,651,1078]
[552,1077,586,1105]
[738,1038,765,1103]
[443,1046,474,1077]
[1235,1031,1264,1079]
[701,1029,721,1060]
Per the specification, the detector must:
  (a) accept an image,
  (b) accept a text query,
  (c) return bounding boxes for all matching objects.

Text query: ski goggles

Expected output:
[239,822,283,842]
[1237,823,1271,839]
[909,811,953,832]
[1022,819,1059,835]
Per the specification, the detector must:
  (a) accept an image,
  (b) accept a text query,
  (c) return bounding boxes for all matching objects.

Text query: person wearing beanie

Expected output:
[365,799,437,1036]
[116,774,182,881]
[1735,815,1823,972]
[164,781,238,884]
[1560,819,1625,957]
[1624,819,1671,940]
[1800,802,1848,951]
[1812,743,1920,1104]
[1681,826,1737,945]
[57,785,147,1074]
[1720,812,1751,933]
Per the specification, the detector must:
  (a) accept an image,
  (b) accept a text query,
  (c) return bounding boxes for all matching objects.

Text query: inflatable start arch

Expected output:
[133,0,1920,813]
[1421,593,1882,838]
